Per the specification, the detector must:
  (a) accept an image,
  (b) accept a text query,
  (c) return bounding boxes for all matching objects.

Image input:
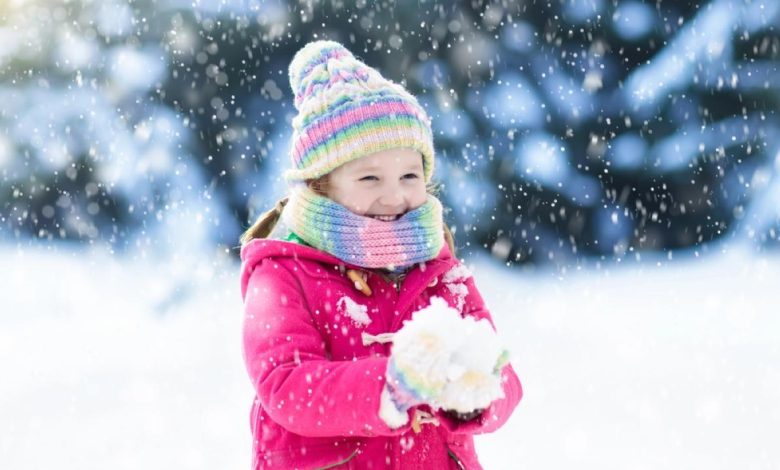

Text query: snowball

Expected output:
[391,296,506,413]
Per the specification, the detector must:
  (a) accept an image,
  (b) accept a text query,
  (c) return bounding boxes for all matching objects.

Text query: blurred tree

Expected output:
[0,0,218,256]
[1,0,778,266]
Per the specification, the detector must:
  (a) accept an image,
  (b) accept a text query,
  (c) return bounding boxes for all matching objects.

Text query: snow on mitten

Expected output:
[437,333,509,415]
[379,296,509,428]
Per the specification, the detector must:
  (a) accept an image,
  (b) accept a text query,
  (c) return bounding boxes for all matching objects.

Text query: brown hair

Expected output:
[239,175,457,255]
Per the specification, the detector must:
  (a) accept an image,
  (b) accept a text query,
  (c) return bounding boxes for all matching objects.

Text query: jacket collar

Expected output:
[240,238,457,303]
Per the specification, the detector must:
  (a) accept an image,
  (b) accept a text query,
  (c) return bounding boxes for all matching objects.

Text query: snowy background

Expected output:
[3,243,779,469]
[1,0,779,468]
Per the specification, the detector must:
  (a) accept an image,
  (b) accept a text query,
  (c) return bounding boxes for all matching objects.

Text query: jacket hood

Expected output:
[240,239,330,300]
[239,238,455,300]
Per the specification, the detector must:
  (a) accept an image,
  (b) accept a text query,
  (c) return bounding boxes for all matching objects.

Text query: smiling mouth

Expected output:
[368,214,402,222]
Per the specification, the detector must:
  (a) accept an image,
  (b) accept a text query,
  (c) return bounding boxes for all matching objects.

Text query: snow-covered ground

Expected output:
[1,243,779,469]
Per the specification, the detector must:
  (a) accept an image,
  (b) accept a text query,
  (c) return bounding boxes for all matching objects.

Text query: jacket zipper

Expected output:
[387,261,454,333]
[251,398,264,470]
[314,448,359,469]
[373,270,405,293]
[447,447,467,470]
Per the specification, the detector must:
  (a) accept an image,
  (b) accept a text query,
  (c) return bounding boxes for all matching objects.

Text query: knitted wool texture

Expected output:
[285,40,435,182]
[385,356,442,410]
[281,185,445,270]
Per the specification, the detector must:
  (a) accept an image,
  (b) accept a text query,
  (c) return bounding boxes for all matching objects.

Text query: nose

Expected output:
[377,184,406,209]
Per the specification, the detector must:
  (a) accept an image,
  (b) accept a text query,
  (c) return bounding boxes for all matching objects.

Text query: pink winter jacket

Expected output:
[240,238,522,470]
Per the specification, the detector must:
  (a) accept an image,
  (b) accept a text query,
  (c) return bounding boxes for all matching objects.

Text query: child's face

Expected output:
[325,147,428,221]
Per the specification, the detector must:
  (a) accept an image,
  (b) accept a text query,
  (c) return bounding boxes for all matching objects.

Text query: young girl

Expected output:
[239,40,522,470]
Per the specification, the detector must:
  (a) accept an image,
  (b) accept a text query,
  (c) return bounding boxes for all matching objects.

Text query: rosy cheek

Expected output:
[331,188,363,213]
[341,197,365,214]
[414,191,428,208]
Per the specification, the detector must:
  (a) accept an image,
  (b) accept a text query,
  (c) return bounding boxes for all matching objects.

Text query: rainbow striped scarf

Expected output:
[281,186,445,270]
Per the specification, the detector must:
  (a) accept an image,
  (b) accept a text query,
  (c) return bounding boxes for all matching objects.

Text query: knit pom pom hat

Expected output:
[285,40,435,182]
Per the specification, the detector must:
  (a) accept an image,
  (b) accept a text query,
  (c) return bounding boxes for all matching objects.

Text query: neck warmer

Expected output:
[281,185,445,270]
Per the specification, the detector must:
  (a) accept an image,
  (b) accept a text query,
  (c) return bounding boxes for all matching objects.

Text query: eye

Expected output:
[402,173,420,180]
[359,175,379,182]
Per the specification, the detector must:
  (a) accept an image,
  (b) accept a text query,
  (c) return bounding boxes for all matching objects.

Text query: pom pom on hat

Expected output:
[285,40,435,182]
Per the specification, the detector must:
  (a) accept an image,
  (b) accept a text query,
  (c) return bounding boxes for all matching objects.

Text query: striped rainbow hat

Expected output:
[285,40,435,182]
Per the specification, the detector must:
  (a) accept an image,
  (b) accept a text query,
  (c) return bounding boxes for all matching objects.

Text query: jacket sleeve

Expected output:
[242,258,412,438]
[435,270,523,435]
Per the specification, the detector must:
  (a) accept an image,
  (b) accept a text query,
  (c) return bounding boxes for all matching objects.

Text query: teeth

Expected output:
[371,214,399,221]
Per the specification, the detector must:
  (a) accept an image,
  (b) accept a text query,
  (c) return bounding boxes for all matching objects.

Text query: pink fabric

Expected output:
[240,239,522,469]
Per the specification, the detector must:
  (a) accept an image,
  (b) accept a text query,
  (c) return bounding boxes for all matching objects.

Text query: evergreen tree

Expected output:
[1,0,777,265]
